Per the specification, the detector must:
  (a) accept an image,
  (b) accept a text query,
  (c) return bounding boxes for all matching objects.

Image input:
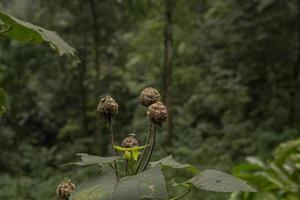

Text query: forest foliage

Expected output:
[0,0,299,199]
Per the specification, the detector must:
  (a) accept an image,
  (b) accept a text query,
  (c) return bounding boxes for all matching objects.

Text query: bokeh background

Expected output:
[0,0,299,199]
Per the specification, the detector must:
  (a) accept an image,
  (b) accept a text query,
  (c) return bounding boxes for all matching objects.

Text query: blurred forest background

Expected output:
[0,0,299,199]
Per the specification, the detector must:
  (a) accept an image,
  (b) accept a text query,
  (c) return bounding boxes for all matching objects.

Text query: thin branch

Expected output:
[109,163,126,177]
[135,122,153,174]
[108,119,119,181]
[141,125,157,171]
[169,184,192,200]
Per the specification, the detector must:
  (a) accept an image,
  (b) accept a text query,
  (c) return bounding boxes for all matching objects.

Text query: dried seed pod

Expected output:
[139,87,161,107]
[121,134,139,148]
[56,178,75,200]
[97,96,118,121]
[148,101,168,126]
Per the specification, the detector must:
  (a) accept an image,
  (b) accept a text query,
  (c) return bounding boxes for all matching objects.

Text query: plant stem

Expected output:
[141,125,157,171]
[125,159,128,175]
[169,184,192,200]
[109,163,126,176]
[108,119,119,181]
[135,122,153,174]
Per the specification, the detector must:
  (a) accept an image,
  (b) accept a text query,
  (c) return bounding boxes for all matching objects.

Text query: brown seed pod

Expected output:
[56,178,75,200]
[121,134,139,148]
[139,87,161,107]
[148,101,168,126]
[97,96,118,121]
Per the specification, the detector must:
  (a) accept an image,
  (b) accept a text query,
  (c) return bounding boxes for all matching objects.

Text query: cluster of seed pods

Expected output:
[56,87,168,200]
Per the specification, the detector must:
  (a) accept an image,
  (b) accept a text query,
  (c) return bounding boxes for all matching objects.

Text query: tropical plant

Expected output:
[0,9,76,117]
[229,138,300,200]
[57,87,256,200]
[0,10,75,56]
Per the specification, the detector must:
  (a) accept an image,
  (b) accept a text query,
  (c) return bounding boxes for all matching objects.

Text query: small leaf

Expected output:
[150,155,198,173]
[114,145,148,151]
[70,165,167,200]
[0,10,76,56]
[114,145,148,161]
[62,153,119,166]
[187,169,256,192]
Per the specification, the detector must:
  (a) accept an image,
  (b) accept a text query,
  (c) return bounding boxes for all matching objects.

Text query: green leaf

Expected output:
[273,139,300,166]
[114,145,148,151]
[62,153,119,166]
[0,87,6,116]
[187,169,256,192]
[114,145,148,161]
[150,155,198,173]
[0,10,76,56]
[70,165,167,200]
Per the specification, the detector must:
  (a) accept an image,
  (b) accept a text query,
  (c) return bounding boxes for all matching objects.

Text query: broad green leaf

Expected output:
[187,169,256,192]
[150,155,198,173]
[0,88,6,116]
[62,153,119,166]
[0,10,76,56]
[273,139,300,166]
[70,165,167,200]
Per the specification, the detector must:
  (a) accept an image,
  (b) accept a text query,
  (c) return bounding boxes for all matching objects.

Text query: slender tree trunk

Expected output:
[163,0,174,146]
[289,45,300,128]
[77,2,88,134]
[89,0,107,154]
[78,51,88,134]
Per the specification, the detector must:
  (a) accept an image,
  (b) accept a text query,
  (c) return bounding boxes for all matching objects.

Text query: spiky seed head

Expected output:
[139,87,161,107]
[148,101,168,126]
[97,96,118,121]
[121,134,139,148]
[56,178,75,200]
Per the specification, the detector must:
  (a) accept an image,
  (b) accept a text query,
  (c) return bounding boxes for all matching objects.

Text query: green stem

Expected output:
[108,119,119,181]
[109,163,126,176]
[128,151,136,175]
[141,124,157,171]
[135,122,153,174]
[169,184,192,200]
[125,159,128,175]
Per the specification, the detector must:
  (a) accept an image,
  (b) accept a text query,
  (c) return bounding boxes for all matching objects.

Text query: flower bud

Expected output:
[97,96,118,121]
[148,102,168,126]
[56,178,75,200]
[121,134,139,148]
[139,87,161,107]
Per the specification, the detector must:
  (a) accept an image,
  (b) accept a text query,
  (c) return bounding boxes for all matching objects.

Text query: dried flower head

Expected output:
[97,96,118,121]
[148,101,168,126]
[139,87,161,107]
[56,178,75,200]
[121,134,139,148]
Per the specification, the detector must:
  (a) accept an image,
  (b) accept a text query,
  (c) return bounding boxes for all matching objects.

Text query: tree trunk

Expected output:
[163,0,174,146]
[89,0,107,154]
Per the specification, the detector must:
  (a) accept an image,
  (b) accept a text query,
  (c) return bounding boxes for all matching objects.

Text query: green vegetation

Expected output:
[230,138,300,200]
[0,0,299,199]
[58,89,255,200]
